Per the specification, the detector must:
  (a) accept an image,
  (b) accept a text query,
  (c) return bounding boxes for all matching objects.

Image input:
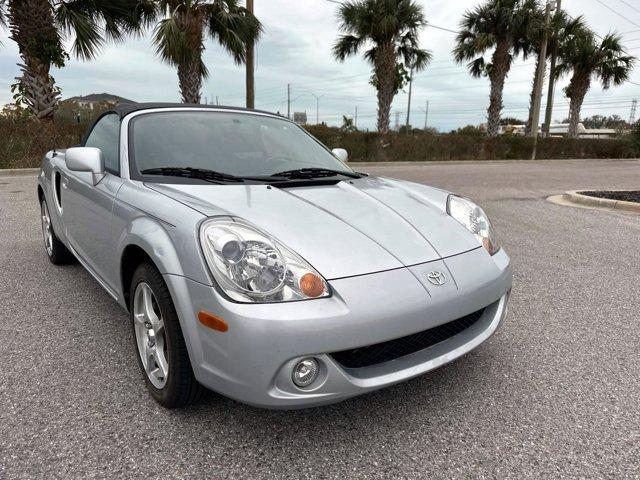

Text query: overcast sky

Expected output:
[1,0,639,131]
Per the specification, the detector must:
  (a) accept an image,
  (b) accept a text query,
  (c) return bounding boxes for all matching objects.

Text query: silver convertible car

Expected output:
[37,104,512,409]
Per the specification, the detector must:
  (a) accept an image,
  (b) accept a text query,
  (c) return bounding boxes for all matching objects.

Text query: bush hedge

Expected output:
[0,115,637,170]
[0,115,85,169]
[304,125,638,162]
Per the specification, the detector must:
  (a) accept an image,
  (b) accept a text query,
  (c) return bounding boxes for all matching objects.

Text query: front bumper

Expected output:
[165,247,513,408]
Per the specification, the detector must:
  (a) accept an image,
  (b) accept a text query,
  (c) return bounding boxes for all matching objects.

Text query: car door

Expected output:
[62,113,124,292]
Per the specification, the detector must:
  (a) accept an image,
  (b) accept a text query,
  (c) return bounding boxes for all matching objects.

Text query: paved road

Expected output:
[1,159,639,479]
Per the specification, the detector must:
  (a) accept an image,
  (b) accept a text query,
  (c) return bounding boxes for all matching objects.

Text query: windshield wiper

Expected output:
[141,167,248,184]
[270,168,362,180]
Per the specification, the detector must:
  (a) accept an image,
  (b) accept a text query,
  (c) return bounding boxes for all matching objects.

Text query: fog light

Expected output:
[292,358,319,388]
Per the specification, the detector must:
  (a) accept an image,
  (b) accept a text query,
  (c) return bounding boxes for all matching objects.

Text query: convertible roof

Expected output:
[81,103,286,145]
[106,102,281,119]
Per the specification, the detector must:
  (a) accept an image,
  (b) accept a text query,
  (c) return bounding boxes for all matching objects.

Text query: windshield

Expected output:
[129,110,353,182]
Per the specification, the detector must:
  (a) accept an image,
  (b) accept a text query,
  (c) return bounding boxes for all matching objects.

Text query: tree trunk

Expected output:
[525,53,545,136]
[566,73,590,138]
[175,18,205,104]
[374,42,397,135]
[7,0,61,122]
[178,60,203,104]
[486,41,511,137]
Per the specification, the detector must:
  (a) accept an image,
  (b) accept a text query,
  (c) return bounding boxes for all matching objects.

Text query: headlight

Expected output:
[447,195,500,255]
[199,217,330,303]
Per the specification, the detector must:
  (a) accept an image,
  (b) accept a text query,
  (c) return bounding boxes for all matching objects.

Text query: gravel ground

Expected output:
[1,158,639,479]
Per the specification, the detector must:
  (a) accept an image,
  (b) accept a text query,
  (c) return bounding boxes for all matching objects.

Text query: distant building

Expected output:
[503,123,617,139]
[63,93,136,110]
[293,111,307,124]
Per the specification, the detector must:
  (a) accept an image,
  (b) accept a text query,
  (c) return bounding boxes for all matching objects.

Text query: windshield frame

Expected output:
[124,108,354,185]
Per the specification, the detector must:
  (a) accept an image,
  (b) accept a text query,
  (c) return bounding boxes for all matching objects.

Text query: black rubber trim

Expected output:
[331,308,485,369]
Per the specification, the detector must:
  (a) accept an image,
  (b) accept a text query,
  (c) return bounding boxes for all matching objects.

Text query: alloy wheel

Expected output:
[133,282,169,389]
[41,201,53,256]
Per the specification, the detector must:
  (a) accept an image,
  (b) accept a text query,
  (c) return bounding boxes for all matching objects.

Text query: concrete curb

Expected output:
[351,158,640,167]
[0,168,39,177]
[549,190,640,214]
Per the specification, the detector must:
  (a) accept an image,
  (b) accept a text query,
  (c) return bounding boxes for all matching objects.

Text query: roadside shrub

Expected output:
[0,116,636,169]
[0,114,86,169]
[305,125,637,162]
[630,121,640,154]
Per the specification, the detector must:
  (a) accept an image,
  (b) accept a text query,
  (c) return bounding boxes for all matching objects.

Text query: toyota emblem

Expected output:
[427,270,446,286]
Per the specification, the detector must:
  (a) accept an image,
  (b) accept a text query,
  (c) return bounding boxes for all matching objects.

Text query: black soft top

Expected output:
[107,102,280,119]
[82,103,284,145]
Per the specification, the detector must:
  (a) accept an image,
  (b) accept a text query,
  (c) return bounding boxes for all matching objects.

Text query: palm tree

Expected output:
[555,31,635,138]
[332,0,432,135]
[0,0,154,122]
[152,0,261,104]
[453,0,541,137]
[524,11,588,135]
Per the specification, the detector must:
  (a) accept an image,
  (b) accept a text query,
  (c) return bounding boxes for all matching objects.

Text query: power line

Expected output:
[428,24,459,34]
[590,0,640,29]
[617,0,640,16]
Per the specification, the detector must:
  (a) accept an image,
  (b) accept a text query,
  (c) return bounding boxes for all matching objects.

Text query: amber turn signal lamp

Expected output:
[299,273,325,298]
[198,311,228,332]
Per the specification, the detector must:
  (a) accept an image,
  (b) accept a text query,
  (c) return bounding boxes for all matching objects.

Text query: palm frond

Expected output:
[0,1,7,47]
[0,1,6,28]
[397,39,432,72]
[468,57,488,78]
[333,34,366,61]
[205,0,262,65]
[597,33,636,88]
[55,2,104,60]
[153,16,191,66]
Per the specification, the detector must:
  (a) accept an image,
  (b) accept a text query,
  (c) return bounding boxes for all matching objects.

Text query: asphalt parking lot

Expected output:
[1,159,639,479]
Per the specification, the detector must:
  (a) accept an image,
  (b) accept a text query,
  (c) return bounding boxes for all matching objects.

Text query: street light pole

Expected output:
[424,100,429,130]
[311,93,323,124]
[405,66,414,132]
[245,0,255,109]
[530,0,554,160]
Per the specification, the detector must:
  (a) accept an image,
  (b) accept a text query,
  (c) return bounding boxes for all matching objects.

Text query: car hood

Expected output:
[147,176,480,280]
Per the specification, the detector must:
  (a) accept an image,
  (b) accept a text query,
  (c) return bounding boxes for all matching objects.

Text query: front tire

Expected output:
[40,199,74,265]
[130,262,203,408]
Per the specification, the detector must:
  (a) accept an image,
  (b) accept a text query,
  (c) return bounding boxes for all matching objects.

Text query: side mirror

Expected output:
[65,147,105,185]
[332,148,348,163]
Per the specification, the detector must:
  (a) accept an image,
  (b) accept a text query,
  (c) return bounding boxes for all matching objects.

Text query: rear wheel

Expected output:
[130,262,204,408]
[40,199,74,265]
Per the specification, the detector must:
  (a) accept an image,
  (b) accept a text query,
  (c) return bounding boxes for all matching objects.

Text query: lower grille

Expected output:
[331,308,485,369]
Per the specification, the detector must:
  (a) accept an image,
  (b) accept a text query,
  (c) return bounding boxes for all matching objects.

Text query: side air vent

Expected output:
[53,170,63,212]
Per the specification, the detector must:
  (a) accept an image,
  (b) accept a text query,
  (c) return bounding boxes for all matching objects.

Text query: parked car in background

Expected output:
[38,104,512,409]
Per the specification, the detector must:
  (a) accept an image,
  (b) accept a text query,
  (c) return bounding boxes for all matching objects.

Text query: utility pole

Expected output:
[216,96,219,105]
[630,99,638,124]
[405,66,414,132]
[245,0,255,109]
[311,93,322,124]
[424,100,429,130]
[530,0,554,160]
[543,0,561,137]
[287,84,291,119]
[354,106,358,129]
